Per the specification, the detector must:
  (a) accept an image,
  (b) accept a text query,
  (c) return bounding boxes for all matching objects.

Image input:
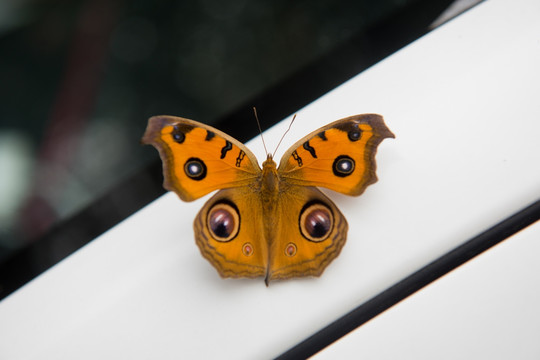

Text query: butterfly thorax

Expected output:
[260,156,279,205]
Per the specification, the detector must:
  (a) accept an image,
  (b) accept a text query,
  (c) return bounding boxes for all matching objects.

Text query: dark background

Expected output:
[0,0,461,298]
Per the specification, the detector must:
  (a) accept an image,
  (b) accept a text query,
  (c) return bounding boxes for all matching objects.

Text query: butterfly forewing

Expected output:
[278,114,394,196]
[142,116,261,201]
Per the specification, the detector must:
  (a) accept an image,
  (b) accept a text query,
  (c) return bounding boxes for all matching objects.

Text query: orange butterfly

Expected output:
[142,114,394,284]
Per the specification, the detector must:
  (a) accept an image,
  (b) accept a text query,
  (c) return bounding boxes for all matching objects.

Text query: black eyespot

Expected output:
[207,202,240,242]
[172,125,186,143]
[332,155,355,177]
[299,202,333,242]
[348,128,361,141]
[184,157,207,180]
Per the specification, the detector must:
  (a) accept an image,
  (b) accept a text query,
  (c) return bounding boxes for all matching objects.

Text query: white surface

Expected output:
[313,221,540,360]
[1,0,540,359]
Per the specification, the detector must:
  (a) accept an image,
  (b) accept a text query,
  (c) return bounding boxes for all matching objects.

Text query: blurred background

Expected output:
[0,0,477,291]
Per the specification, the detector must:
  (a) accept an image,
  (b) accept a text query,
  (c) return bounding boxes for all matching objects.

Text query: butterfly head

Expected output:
[261,155,279,195]
[262,154,277,170]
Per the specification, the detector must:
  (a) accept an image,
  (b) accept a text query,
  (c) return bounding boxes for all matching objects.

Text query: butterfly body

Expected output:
[142,114,393,284]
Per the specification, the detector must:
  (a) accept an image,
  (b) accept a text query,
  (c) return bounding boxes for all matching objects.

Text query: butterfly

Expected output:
[142,114,394,284]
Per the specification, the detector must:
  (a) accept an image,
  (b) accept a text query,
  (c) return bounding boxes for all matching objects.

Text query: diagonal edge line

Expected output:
[276,198,540,359]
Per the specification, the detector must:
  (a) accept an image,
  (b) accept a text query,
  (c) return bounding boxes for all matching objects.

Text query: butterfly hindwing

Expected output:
[266,184,348,282]
[194,187,267,279]
[192,182,347,283]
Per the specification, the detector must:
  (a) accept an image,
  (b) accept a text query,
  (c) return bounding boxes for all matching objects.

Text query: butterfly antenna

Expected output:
[272,114,296,158]
[253,107,269,156]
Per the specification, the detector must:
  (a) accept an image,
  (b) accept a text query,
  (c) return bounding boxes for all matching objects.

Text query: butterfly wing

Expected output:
[142,116,261,201]
[194,187,267,279]
[193,183,347,283]
[266,184,348,282]
[278,114,394,196]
